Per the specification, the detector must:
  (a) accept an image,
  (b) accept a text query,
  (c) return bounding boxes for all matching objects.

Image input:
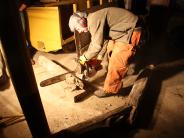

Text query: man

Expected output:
[69,7,142,98]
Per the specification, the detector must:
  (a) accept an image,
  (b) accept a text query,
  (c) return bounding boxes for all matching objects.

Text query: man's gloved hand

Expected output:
[79,55,88,65]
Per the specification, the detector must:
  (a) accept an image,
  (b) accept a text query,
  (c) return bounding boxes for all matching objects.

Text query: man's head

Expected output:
[69,11,88,33]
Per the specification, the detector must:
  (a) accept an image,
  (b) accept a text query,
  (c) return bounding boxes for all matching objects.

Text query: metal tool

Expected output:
[40,72,74,87]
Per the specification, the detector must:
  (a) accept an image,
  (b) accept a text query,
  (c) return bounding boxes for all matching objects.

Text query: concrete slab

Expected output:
[0,51,131,137]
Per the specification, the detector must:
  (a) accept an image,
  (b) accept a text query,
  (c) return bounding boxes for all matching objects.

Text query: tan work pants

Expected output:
[103,31,141,93]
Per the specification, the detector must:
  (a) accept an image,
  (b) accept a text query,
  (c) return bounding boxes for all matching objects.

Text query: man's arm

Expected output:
[83,14,106,60]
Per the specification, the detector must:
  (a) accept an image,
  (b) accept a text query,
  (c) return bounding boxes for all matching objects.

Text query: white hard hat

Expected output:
[69,11,87,32]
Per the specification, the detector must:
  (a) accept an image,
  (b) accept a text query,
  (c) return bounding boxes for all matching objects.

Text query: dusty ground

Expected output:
[0,50,131,137]
[0,5,184,138]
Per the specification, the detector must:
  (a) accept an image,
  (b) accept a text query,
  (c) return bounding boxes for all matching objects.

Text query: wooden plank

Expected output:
[41,0,77,7]
[127,66,153,124]
[155,59,184,70]
[61,104,132,134]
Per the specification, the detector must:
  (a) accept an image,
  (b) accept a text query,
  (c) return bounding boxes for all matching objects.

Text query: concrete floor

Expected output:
[1,50,137,138]
[1,5,184,138]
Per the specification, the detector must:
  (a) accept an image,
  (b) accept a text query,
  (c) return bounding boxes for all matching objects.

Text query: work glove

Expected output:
[79,55,88,65]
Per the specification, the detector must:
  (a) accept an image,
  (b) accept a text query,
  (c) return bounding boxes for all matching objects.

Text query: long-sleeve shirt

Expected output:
[84,7,138,60]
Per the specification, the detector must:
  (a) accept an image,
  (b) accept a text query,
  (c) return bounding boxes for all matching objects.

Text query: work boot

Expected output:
[94,89,115,98]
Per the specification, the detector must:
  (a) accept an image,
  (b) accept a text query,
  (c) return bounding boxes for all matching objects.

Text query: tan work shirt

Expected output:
[84,7,138,60]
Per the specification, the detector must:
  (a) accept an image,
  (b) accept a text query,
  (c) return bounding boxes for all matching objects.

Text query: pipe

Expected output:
[0,0,50,137]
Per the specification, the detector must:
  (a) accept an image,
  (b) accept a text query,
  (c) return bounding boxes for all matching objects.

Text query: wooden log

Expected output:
[127,66,153,124]
[155,59,184,70]
[59,104,132,134]
[40,0,77,7]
